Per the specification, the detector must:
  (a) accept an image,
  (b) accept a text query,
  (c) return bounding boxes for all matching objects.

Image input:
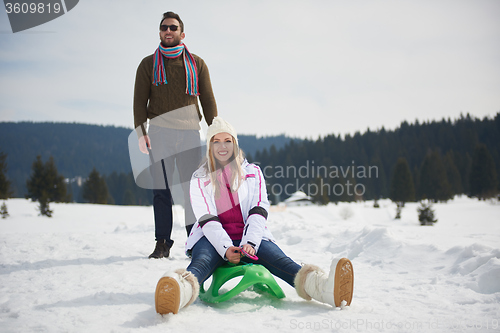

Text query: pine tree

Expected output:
[327,174,342,204]
[26,156,69,217]
[43,156,70,202]
[417,200,437,226]
[38,192,53,217]
[0,152,13,200]
[26,156,45,202]
[82,168,109,204]
[122,189,135,205]
[469,144,498,199]
[1,201,9,219]
[0,152,12,218]
[310,176,329,205]
[413,165,421,199]
[369,155,387,200]
[390,157,415,219]
[419,150,453,202]
[328,173,353,203]
[443,151,463,195]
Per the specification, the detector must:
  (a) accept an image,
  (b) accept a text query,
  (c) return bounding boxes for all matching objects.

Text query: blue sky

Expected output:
[1,0,499,138]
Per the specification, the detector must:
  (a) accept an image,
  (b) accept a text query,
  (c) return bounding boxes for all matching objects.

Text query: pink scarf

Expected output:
[215,166,244,240]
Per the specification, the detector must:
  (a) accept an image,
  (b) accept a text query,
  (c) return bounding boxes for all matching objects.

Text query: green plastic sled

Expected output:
[199,263,286,303]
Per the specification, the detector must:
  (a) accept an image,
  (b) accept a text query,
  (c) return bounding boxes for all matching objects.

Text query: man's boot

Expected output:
[149,239,170,259]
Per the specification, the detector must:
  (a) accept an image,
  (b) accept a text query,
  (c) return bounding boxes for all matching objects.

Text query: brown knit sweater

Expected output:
[133,52,217,136]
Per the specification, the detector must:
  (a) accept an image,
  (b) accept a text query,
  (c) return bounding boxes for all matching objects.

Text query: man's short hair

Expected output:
[160,11,184,32]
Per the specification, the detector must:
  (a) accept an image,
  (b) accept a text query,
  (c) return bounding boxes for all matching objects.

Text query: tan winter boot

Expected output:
[295,258,354,307]
[155,269,199,314]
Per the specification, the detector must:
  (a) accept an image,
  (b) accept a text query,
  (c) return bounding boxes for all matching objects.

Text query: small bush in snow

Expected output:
[418,200,437,226]
[1,201,8,219]
[339,206,354,220]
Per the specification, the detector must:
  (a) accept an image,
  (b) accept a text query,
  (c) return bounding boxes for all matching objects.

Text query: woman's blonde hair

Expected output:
[205,134,245,199]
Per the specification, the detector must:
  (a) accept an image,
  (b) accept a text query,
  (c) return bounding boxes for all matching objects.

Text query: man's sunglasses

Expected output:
[160,25,179,32]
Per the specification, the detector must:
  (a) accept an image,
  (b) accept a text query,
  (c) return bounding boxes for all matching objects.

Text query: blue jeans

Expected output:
[187,237,301,287]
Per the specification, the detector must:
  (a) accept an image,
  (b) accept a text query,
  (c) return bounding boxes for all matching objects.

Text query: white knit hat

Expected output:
[205,116,238,145]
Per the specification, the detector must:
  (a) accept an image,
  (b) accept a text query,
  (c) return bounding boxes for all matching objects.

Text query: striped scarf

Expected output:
[152,43,199,96]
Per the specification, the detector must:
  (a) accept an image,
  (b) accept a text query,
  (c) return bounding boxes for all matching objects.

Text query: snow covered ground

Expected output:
[1,197,499,332]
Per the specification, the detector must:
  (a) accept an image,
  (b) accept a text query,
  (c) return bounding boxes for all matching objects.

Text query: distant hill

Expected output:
[0,122,296,198]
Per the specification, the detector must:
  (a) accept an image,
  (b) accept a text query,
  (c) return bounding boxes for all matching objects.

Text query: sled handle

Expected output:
[240,247,258,260]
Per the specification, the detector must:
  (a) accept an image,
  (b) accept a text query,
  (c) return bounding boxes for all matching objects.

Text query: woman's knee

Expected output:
[188,238,224,282]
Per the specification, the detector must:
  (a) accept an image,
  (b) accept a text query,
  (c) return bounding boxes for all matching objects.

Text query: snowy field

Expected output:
[1,197,499,333]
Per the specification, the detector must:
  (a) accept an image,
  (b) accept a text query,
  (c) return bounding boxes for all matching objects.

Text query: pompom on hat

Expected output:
[205,116,238,145]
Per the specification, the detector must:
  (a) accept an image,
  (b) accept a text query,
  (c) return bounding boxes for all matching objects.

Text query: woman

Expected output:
[155,117,354,314]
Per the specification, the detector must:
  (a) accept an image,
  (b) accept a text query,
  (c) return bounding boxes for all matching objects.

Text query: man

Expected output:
[133,11,217,259]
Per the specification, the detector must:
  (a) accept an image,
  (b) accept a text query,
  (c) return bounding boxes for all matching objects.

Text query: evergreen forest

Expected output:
[248,113,499,204]
[0,122,293,205]
[0,113,498,206]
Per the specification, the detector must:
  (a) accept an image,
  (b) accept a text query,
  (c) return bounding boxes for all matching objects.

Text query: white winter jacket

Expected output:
[185,160,275,259]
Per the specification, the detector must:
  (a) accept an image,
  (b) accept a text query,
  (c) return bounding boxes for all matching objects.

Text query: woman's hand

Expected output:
[241,244,255,256]
[225,246,241,264]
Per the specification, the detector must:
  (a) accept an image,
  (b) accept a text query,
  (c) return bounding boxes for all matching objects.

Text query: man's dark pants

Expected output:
[149,125,202,247]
